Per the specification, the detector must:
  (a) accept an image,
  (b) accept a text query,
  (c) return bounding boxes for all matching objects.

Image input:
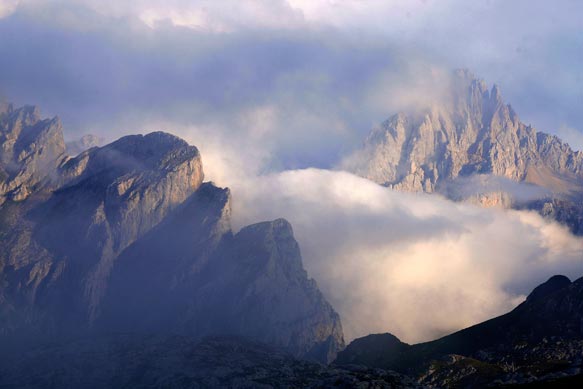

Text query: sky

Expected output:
[1,0,582,342]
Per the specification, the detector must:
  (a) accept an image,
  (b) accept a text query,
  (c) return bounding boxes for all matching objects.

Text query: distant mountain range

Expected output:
[344,70,583,234]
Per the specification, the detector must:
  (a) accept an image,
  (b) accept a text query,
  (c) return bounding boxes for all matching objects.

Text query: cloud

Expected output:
[1,0,582,173]
[223,168,583,343]
[0,0,19,19]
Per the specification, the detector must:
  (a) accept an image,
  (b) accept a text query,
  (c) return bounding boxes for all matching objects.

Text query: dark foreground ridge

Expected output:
[0,335,419,388]
[335,275,583,387]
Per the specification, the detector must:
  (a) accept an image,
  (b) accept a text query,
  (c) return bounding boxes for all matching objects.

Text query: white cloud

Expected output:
[222,168,583,343]
[0,0,20,18]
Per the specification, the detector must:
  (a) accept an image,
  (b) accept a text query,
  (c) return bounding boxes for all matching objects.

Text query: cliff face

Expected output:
[0,104,344,363]
[0,104,67,204]
[345,70,583,194]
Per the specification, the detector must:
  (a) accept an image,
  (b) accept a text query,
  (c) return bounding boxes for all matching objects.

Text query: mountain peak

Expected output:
[526,274,571,302]
[0,103,66,203]
[344,72,583,196]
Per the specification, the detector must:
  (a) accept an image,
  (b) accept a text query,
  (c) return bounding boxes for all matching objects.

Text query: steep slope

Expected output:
[335,275,583,386]
[0,104,67,204]
[101,187,344,361]
[0,104,344,362]
[345,69,583,193]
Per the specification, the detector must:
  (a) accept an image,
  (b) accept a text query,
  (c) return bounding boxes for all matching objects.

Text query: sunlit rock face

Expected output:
[346,70,583,192]
[0,104,67,205]
[345,70,583,232]
[0,105,344,363]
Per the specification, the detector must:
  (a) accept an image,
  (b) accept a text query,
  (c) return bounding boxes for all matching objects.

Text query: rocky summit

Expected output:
[344,70,583,233]
[0,104,343,364]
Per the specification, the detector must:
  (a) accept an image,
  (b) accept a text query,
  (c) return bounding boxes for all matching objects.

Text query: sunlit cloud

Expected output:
[0,0,20,18]
[223,168,583,342]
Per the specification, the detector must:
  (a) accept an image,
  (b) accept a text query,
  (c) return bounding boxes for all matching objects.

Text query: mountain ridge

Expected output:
[0,104,344,363]
[335,274,583,386]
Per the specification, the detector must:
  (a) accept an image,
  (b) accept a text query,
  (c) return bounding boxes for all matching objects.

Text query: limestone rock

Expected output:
[345,71,583,194]
[0,105,67,205]
[0,108,344,363]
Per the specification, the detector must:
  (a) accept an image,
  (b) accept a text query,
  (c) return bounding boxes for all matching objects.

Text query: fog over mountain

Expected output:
[1,1,583,387]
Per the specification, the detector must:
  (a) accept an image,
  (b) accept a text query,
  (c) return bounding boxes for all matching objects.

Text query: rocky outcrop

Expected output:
[195,218,345,362]
[345,70,583,194]
[335,274,583,386]
[0,104,344,363]
[0,104,67,204]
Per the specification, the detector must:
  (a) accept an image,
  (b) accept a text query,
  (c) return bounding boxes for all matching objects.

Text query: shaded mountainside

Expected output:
[0,104,343,363]
[335,275,583,387]
[344,70,583,233]
[0,335,418,389]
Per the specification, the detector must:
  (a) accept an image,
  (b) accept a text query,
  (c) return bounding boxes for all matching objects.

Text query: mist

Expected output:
[214,167,582,343]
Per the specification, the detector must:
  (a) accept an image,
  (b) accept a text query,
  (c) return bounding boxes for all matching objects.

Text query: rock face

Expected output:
[0,104,344,363]
[344,70,583,232]
[0,104,67,204]
[335,274,583,386]
[345,70,583,193]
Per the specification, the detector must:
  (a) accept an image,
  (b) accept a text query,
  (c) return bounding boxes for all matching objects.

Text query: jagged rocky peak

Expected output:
[227,218,345,362]
[344,69,583,195]
[34,132,205,321]
[0,104,66,203]
[1,110,345,363]
[61,131,203,185]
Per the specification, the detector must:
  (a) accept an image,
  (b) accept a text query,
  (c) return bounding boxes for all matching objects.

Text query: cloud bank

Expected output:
[225,168,583,343]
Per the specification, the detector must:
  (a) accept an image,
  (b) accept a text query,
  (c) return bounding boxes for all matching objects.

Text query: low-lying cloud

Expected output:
[220,168,582,343]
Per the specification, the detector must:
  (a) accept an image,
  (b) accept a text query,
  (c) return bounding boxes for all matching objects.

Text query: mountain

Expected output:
[0,103,67,205]
[0,104,343,363]
[335,274,583,386]
[344,70,583,233]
